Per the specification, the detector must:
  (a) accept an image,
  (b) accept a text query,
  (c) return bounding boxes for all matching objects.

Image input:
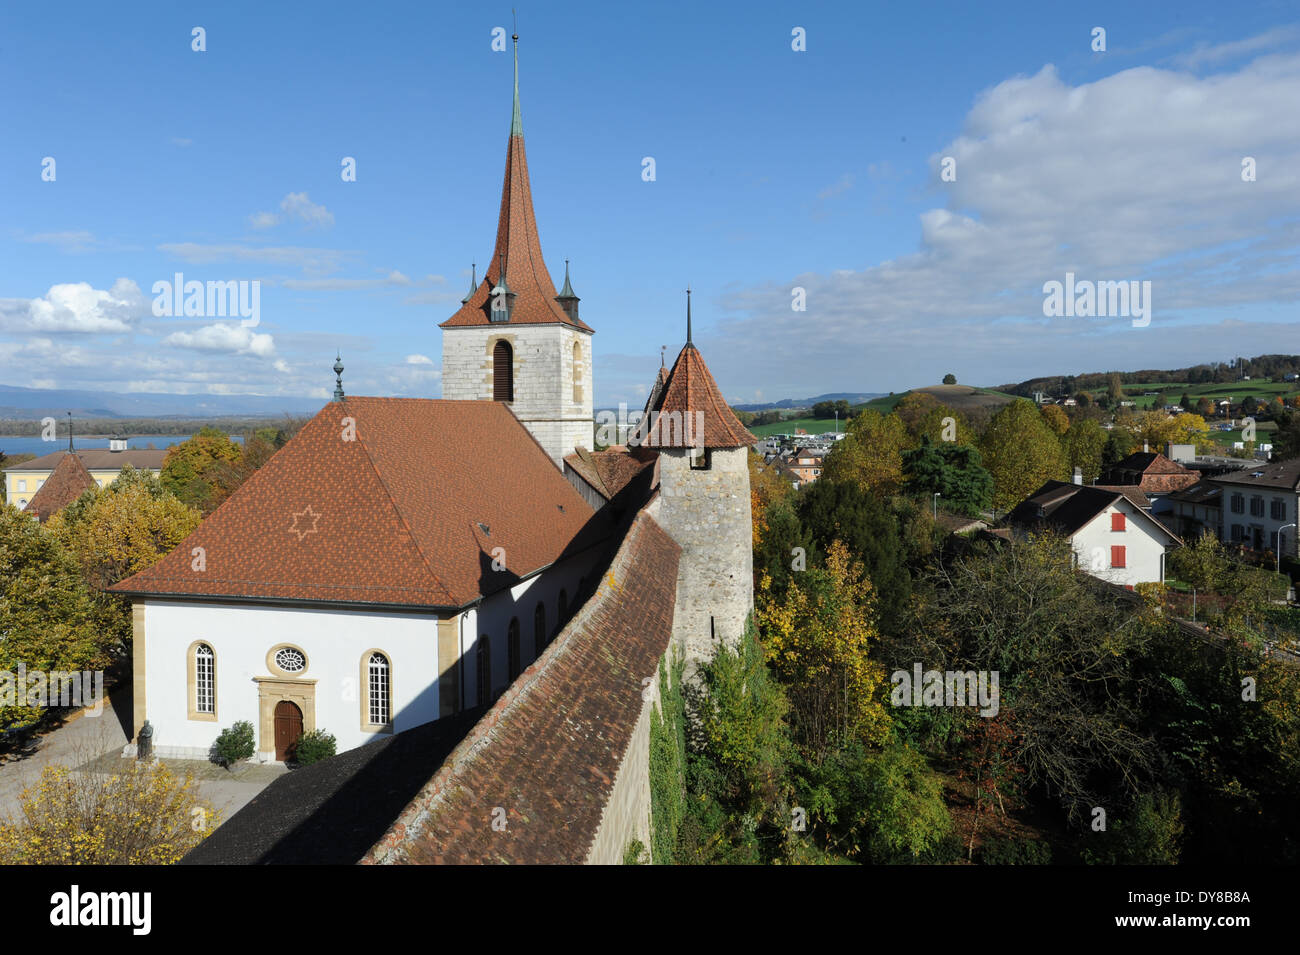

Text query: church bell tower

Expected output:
[438,33,594,467]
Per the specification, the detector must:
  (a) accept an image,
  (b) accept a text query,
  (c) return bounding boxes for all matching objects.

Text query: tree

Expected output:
[160,427,243,514]
[1274,412,1300,459]
[904,533,1161,817]
[1197,397,1215,417]
[820,410,910,497]
[812,401,835,420]
[979,399,1069,510]
[1102,429,1136,470]
[901,436,993,516]
[796,479,912,635]
[1107,372,1124,403]
[1040,404,1070,436]
[756,541,891,760]
[1129,411,1212,453]
[942,373,957,385]
[680,623,792,864]
[0,508,106,733]
[0,761,217,864]
[1063,418,1107,484]
[1167,531,1231,592]
[1073,391,1092,408]
[47,471,201,592]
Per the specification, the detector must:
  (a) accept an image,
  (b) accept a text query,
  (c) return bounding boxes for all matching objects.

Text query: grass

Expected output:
[749,417,844,438]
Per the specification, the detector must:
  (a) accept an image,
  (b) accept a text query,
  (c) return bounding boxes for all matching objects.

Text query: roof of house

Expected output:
[23,452,97,521]
[1168,480,1223,507]
[1092,484,1152,510]
[438,50,591,334]
[563,447,655,503]
[1111,451,1190,475]
[364,510,680,864]
[1,447,168,473]
[1006,480,1181,543]
[1210,457,1300,491]
[111,398,611,610]
[639,343,756,450]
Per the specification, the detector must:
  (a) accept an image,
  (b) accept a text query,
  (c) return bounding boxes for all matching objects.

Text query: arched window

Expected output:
[507,617,521,680]
[558,588,568,628]
[367,652,391,726]
[493,340,513,402]
[194,644,215,716]
[534,602,547,657]
[476,636,492,705]
[572,341,583,404]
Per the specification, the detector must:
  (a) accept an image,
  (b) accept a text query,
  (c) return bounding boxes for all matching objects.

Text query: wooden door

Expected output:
[274,700,303,761]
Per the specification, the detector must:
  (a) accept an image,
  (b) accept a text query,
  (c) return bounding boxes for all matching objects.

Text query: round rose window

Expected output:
[274,647,306,673]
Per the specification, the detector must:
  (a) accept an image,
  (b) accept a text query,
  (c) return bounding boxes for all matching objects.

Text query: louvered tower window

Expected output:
[493,340,514,402]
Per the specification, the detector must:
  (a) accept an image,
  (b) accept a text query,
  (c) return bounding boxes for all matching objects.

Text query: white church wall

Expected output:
[141,600,441,761]
[140,544,609,760]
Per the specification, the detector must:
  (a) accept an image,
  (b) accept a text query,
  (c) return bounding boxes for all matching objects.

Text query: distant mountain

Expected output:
[732,392,884,412]
[0,384,322,419]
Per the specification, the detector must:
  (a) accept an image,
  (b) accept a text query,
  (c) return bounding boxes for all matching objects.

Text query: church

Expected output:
[116,36,754,863]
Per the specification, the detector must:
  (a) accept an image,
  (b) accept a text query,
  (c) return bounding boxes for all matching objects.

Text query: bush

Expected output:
[210,720,255,767]
[293,728,336,765]
[978,835,1052,865]
[0,762,217,864]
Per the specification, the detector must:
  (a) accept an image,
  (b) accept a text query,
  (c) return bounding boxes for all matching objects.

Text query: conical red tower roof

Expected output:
[641,293,755,450]
[440,39,591,332]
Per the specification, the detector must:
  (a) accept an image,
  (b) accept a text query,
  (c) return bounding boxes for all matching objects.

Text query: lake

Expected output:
[0,434,242,458]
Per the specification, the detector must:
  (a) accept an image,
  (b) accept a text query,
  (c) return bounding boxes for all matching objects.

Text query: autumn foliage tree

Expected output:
[0,761,217,864]
[820,409,909,497]
[979,399,1069,510]
[0,508,105,733]
[756,540,891,761]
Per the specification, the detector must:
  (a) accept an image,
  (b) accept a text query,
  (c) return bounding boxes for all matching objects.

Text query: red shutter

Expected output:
[1111,545,1126,568]
[493,340,513,402]
[1112,512,1126,531]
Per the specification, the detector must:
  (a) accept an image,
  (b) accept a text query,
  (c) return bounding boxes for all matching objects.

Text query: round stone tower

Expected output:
[642,291,755,672]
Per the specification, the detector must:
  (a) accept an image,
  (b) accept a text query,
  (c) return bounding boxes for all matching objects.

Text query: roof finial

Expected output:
[686,285,693,345]
[333,352,345,402]
[67,411,73,452]
[510,13,522,137]
[661,345,666,367]
[462,261,477,303]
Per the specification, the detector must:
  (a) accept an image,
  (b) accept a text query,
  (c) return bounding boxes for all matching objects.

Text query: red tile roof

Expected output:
[24,452,97,522]
[639,344,755,449]
[563,448,654,502]
[363,510,680,864]
[438,119,591,332]
[111,398,609,609]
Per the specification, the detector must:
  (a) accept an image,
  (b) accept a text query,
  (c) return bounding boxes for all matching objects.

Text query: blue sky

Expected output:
[2,0,1299,410]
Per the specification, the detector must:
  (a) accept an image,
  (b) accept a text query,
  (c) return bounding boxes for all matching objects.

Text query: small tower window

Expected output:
[493,340,514,402]
[476,636,492,705]
[690,447,712,471]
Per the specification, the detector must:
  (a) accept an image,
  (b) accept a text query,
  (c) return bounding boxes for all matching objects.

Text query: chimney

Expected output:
[1073,467,1083,486]
[1143,441,1149,453]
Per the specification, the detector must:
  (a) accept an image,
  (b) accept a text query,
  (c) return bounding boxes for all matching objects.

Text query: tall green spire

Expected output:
[511,30,522,136]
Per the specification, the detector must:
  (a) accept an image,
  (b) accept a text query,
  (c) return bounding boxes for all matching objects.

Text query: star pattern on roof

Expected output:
[289,505,321,541]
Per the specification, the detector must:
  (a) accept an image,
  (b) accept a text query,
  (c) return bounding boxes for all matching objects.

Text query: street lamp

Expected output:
[1278,523,1296,574]
[933,492,941,519]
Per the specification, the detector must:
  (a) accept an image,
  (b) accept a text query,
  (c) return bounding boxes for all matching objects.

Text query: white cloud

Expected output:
[273,359,291,373]
[405,353,434,365]
[705,44,1300,396]
[282,270,413,290]
[163,322,276,357]
[250,191,335,230]
[23,231,98,252]
[0,279,148,333]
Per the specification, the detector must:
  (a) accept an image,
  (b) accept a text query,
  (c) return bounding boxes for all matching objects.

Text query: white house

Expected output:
[1006,480,1182,587]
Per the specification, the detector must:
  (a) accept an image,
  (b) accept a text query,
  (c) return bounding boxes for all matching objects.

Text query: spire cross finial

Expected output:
[67,411,73,452]
[510,13,522,136]
[333,352,345,402]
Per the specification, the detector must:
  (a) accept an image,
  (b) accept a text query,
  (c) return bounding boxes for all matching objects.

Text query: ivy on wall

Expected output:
[648,650,686,864]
